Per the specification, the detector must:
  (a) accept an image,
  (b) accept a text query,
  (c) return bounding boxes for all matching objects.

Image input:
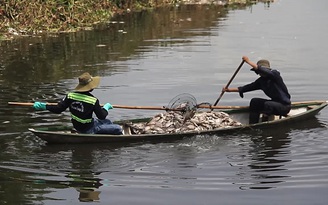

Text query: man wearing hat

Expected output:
[33,72,122,134]
[223,56,291,124]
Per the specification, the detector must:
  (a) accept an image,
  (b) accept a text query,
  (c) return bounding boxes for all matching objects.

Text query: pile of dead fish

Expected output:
[126,111,242,134]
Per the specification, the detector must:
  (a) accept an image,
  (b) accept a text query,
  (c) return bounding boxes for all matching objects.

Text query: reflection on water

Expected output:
[230,117,326,190]
[0,4,232,83]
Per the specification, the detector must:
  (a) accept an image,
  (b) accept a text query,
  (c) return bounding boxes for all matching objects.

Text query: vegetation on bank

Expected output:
[0,0,258,40]
[1,0,119,38]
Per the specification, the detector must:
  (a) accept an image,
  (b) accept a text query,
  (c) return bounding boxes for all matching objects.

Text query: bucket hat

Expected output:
[74,72,100,92]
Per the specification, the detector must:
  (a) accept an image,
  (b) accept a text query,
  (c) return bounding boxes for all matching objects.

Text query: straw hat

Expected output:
[74,72,100,92]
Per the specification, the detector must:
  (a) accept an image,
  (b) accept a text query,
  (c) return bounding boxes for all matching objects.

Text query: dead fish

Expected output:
[128,111,242,135]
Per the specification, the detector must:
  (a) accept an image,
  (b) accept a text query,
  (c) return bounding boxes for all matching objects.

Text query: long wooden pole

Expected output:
[213,60,245,106]
[7,102,248,110]
[8,101,325,111]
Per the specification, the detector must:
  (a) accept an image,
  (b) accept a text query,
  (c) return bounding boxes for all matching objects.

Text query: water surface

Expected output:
[0,0,328,204]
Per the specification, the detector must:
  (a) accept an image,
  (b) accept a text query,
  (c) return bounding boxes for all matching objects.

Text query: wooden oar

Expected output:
[7,101,249,110]
[213,60,245,106]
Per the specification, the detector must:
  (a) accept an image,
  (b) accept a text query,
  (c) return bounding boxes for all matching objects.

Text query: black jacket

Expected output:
[238,66,291,105]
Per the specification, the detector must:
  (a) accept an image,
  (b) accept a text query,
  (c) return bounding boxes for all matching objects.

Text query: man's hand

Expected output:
[242,56,250,63]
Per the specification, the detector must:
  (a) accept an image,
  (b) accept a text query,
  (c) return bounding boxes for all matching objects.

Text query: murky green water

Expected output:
[1,0,328,204]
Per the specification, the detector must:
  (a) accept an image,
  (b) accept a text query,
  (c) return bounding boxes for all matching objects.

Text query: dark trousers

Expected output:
[249,98,291,124]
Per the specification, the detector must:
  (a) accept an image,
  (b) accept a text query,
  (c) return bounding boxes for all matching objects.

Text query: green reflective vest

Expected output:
[68,93,97,124]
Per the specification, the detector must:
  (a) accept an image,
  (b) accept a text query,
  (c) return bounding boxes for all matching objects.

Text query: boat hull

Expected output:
[29,101,328,144]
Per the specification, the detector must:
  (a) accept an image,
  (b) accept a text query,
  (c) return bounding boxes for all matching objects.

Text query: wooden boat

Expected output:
[28,100,328,144]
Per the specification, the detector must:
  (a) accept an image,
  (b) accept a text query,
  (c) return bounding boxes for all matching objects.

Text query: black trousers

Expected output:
[249,98,291,124]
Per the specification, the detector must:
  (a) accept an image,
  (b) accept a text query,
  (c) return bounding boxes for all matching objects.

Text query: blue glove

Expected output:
[33,102,47,110]
[103,103,113,111]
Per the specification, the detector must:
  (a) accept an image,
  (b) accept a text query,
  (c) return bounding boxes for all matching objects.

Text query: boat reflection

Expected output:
[237,117,325,190]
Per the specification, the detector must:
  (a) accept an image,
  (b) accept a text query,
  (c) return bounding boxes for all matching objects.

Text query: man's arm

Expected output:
[223,87,239,92]
[242,56,258,71]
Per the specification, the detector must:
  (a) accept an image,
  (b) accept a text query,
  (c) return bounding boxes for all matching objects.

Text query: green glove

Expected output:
[33,102,47,110]
[103,103,113,111]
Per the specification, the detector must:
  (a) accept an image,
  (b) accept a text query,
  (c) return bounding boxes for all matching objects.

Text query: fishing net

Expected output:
[167,93,212,122]
[167,93,197,112]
